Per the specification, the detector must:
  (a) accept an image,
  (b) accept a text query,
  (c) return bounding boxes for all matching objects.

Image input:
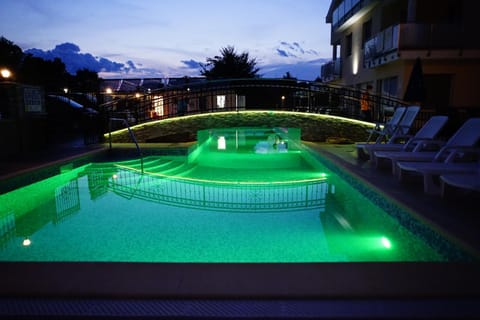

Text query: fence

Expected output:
[71,78,460,145]
[98,78,411,131]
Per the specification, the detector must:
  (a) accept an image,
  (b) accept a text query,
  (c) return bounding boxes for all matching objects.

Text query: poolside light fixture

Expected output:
[22,238,31,247]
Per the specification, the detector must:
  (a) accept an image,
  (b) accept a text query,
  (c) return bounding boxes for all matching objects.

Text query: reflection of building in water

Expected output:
[8,179,82,245]
[0,211,16,249]
[54,179,80,224]
[103,169,329,212]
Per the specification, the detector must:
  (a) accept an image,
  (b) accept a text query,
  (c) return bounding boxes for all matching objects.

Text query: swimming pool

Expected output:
[0,127,473,263]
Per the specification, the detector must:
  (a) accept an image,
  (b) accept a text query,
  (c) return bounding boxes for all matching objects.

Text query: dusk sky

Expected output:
[0,0,332,79]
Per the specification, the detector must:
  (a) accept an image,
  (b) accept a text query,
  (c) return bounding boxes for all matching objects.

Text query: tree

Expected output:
[200,46,260,80]
[282,71,297,80]
[0,36,24,74]
[72,68,100,93]
[20,55,69,92]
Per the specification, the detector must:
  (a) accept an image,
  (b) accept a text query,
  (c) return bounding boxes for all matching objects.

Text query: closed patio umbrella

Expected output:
[403,57,426,104]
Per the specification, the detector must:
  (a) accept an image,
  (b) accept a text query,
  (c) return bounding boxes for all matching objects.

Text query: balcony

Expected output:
[364,23,475,68]
[363,25,399,68]
[332,0,379,31]
[321,59,342,82]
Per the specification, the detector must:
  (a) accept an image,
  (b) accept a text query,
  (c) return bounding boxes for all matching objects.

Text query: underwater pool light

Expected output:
[381,236,392,249]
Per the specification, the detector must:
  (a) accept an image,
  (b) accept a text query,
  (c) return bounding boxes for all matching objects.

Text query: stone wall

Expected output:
[107,111,373,143]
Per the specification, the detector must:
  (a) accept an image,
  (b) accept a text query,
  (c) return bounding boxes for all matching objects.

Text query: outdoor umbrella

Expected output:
[403,57,426,104]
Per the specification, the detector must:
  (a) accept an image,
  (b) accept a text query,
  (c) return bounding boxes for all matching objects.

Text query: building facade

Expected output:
[322,0,480,113]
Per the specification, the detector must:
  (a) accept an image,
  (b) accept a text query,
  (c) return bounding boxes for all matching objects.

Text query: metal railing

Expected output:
[108,117,144,173]
[99,78,410,127]
[106,167,328,212]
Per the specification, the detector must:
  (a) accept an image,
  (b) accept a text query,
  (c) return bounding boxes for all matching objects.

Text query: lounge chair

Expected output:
[396,161,479,195]
[359,115,448,166]
[357,106,419,159]
[375,117,480,175]
[440,170,480,197]
[365,106,407,143]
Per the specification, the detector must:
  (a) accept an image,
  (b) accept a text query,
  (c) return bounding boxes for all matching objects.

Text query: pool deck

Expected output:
[1,141,479,319]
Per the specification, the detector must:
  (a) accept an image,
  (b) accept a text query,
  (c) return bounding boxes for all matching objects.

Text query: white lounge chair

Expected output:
[396,161,479,195]
[375,117,480,174]
[440,170,480,197]
[357,106,419,159]
[359,115,448,166]
[365,106,407,143]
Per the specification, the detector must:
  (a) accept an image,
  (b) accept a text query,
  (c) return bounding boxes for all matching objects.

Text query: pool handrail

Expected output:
[108,117,144,173]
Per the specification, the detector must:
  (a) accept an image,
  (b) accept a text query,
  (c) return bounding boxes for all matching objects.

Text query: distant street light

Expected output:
[1,68,12,79]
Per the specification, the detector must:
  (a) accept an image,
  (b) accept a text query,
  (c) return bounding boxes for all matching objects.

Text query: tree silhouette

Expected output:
[0,36,101,94]
[72,68,100,93]
[282,71,297,80]
[20,55,69,92]
[0,36,23,74]
[200,46,259,80]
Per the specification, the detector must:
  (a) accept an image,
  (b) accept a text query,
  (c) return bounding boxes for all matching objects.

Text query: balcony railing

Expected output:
[398,23,474,50]
[364,25,400,68]
[364,23,475,68]
[320,59,342,82]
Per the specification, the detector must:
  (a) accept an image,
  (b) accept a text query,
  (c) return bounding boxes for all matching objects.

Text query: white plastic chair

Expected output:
[360,115,448,165]
[358,106,420,159]
[365,106,407,143]
[440,170,480,197]
[376,117,480,175]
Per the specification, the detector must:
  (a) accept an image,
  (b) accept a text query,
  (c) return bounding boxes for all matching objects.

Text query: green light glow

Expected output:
[114,163,328,185]
[104,110,374,138]
[0,129,458,263]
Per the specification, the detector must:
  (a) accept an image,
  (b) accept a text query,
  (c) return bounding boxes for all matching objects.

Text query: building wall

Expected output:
[324,0,480,111]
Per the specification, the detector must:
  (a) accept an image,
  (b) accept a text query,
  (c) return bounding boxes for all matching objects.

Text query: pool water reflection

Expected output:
[0,128,471,262]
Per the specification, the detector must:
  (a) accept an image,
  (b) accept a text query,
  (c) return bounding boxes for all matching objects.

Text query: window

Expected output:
[152,95,164,117]
[382,77,398,97]
[216,95,226,108]
[236,95,246,109]
[362,20,372,47]
[346,33,353,57]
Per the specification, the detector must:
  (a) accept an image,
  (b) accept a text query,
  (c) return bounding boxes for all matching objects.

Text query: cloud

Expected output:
[276,49,290,58]
[25,42,132,75]
[275,41,319,60]
[181,59,202,69]
[260,58,328,80]
[23,41,327,80]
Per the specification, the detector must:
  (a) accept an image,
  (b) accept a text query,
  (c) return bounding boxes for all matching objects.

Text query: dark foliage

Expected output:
[200,46,260,80]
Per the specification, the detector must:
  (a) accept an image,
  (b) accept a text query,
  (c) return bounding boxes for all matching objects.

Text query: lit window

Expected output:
[216,95,226,108]
[152,95,164,116]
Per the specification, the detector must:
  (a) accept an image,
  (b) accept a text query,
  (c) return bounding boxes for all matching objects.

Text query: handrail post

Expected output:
[109,117,144,174]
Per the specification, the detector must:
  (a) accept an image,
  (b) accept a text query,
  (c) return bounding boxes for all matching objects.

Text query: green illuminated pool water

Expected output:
[0,128,471,262]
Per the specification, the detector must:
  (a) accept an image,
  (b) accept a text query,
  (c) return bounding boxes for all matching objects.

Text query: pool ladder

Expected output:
[108,117,144,174]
